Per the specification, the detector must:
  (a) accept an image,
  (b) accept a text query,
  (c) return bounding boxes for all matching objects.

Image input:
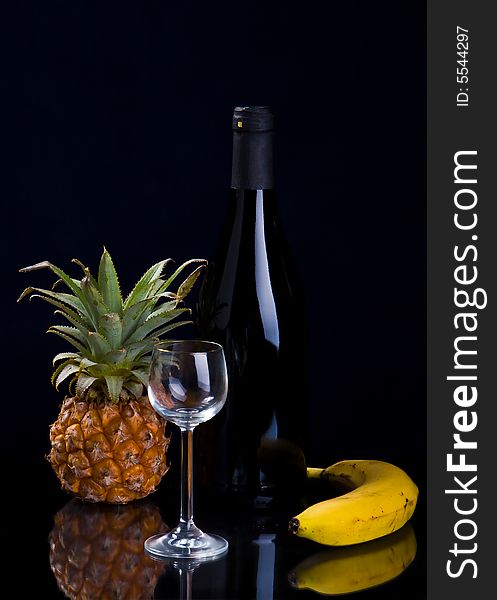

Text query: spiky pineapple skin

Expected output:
[49,499,167,599]
[49,396,170,504]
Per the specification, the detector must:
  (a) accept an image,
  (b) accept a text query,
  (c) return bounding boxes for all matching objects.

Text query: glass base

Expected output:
[144,523,228,560]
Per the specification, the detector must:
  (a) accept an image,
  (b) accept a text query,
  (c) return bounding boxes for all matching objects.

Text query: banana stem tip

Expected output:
[289,517,300,535]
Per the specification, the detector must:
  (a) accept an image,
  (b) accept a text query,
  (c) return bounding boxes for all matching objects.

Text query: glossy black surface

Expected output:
[9,440,426,599]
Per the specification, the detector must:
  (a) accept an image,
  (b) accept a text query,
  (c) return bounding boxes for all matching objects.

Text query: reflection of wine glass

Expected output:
[165,555,227,600]
[145,340,229,560]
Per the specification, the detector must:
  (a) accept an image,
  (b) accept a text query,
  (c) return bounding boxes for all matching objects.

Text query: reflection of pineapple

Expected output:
[49,499,168,599]
[19,249,205,503]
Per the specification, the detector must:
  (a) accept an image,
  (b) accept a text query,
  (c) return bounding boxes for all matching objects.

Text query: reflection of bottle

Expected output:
[197,106,307,500]
[254,533,277,600]
[222,511,279,599]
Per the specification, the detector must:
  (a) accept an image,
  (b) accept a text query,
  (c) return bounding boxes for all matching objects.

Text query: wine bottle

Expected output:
[197,106,307,502]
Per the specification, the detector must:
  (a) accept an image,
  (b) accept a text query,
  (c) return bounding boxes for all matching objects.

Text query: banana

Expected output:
[289,460,418,546]
[288,523,417,595]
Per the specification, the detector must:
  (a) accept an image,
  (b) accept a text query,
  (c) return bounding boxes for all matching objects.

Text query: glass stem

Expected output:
[180,427,194,527]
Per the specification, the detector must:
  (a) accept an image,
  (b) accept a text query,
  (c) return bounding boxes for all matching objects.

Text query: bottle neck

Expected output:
[227,189,278,240]
[230,130,274,190]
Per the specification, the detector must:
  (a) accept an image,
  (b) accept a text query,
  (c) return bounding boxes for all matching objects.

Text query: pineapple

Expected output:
[18,248,205,503]
[49,499,168,599]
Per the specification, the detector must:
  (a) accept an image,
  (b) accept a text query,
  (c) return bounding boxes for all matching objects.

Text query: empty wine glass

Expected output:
[144,340,229,559]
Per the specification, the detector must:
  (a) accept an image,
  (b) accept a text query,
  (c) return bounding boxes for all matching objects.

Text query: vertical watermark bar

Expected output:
[428,1,497,597]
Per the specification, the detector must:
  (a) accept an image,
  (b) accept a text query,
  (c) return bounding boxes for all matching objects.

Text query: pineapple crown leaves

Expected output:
[18,248,207,403]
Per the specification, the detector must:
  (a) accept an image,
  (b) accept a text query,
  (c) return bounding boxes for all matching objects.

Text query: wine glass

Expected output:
[144,340,229,559]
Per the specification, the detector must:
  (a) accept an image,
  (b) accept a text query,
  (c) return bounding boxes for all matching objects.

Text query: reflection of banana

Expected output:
[289,523,417,595]
[289,460,418,546]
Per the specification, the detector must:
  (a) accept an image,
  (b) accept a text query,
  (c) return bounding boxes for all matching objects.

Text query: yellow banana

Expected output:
[289,523,417,595]
[289,460,418,546]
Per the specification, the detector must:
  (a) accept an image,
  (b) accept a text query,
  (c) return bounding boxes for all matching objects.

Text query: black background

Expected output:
[4,1,426,598]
